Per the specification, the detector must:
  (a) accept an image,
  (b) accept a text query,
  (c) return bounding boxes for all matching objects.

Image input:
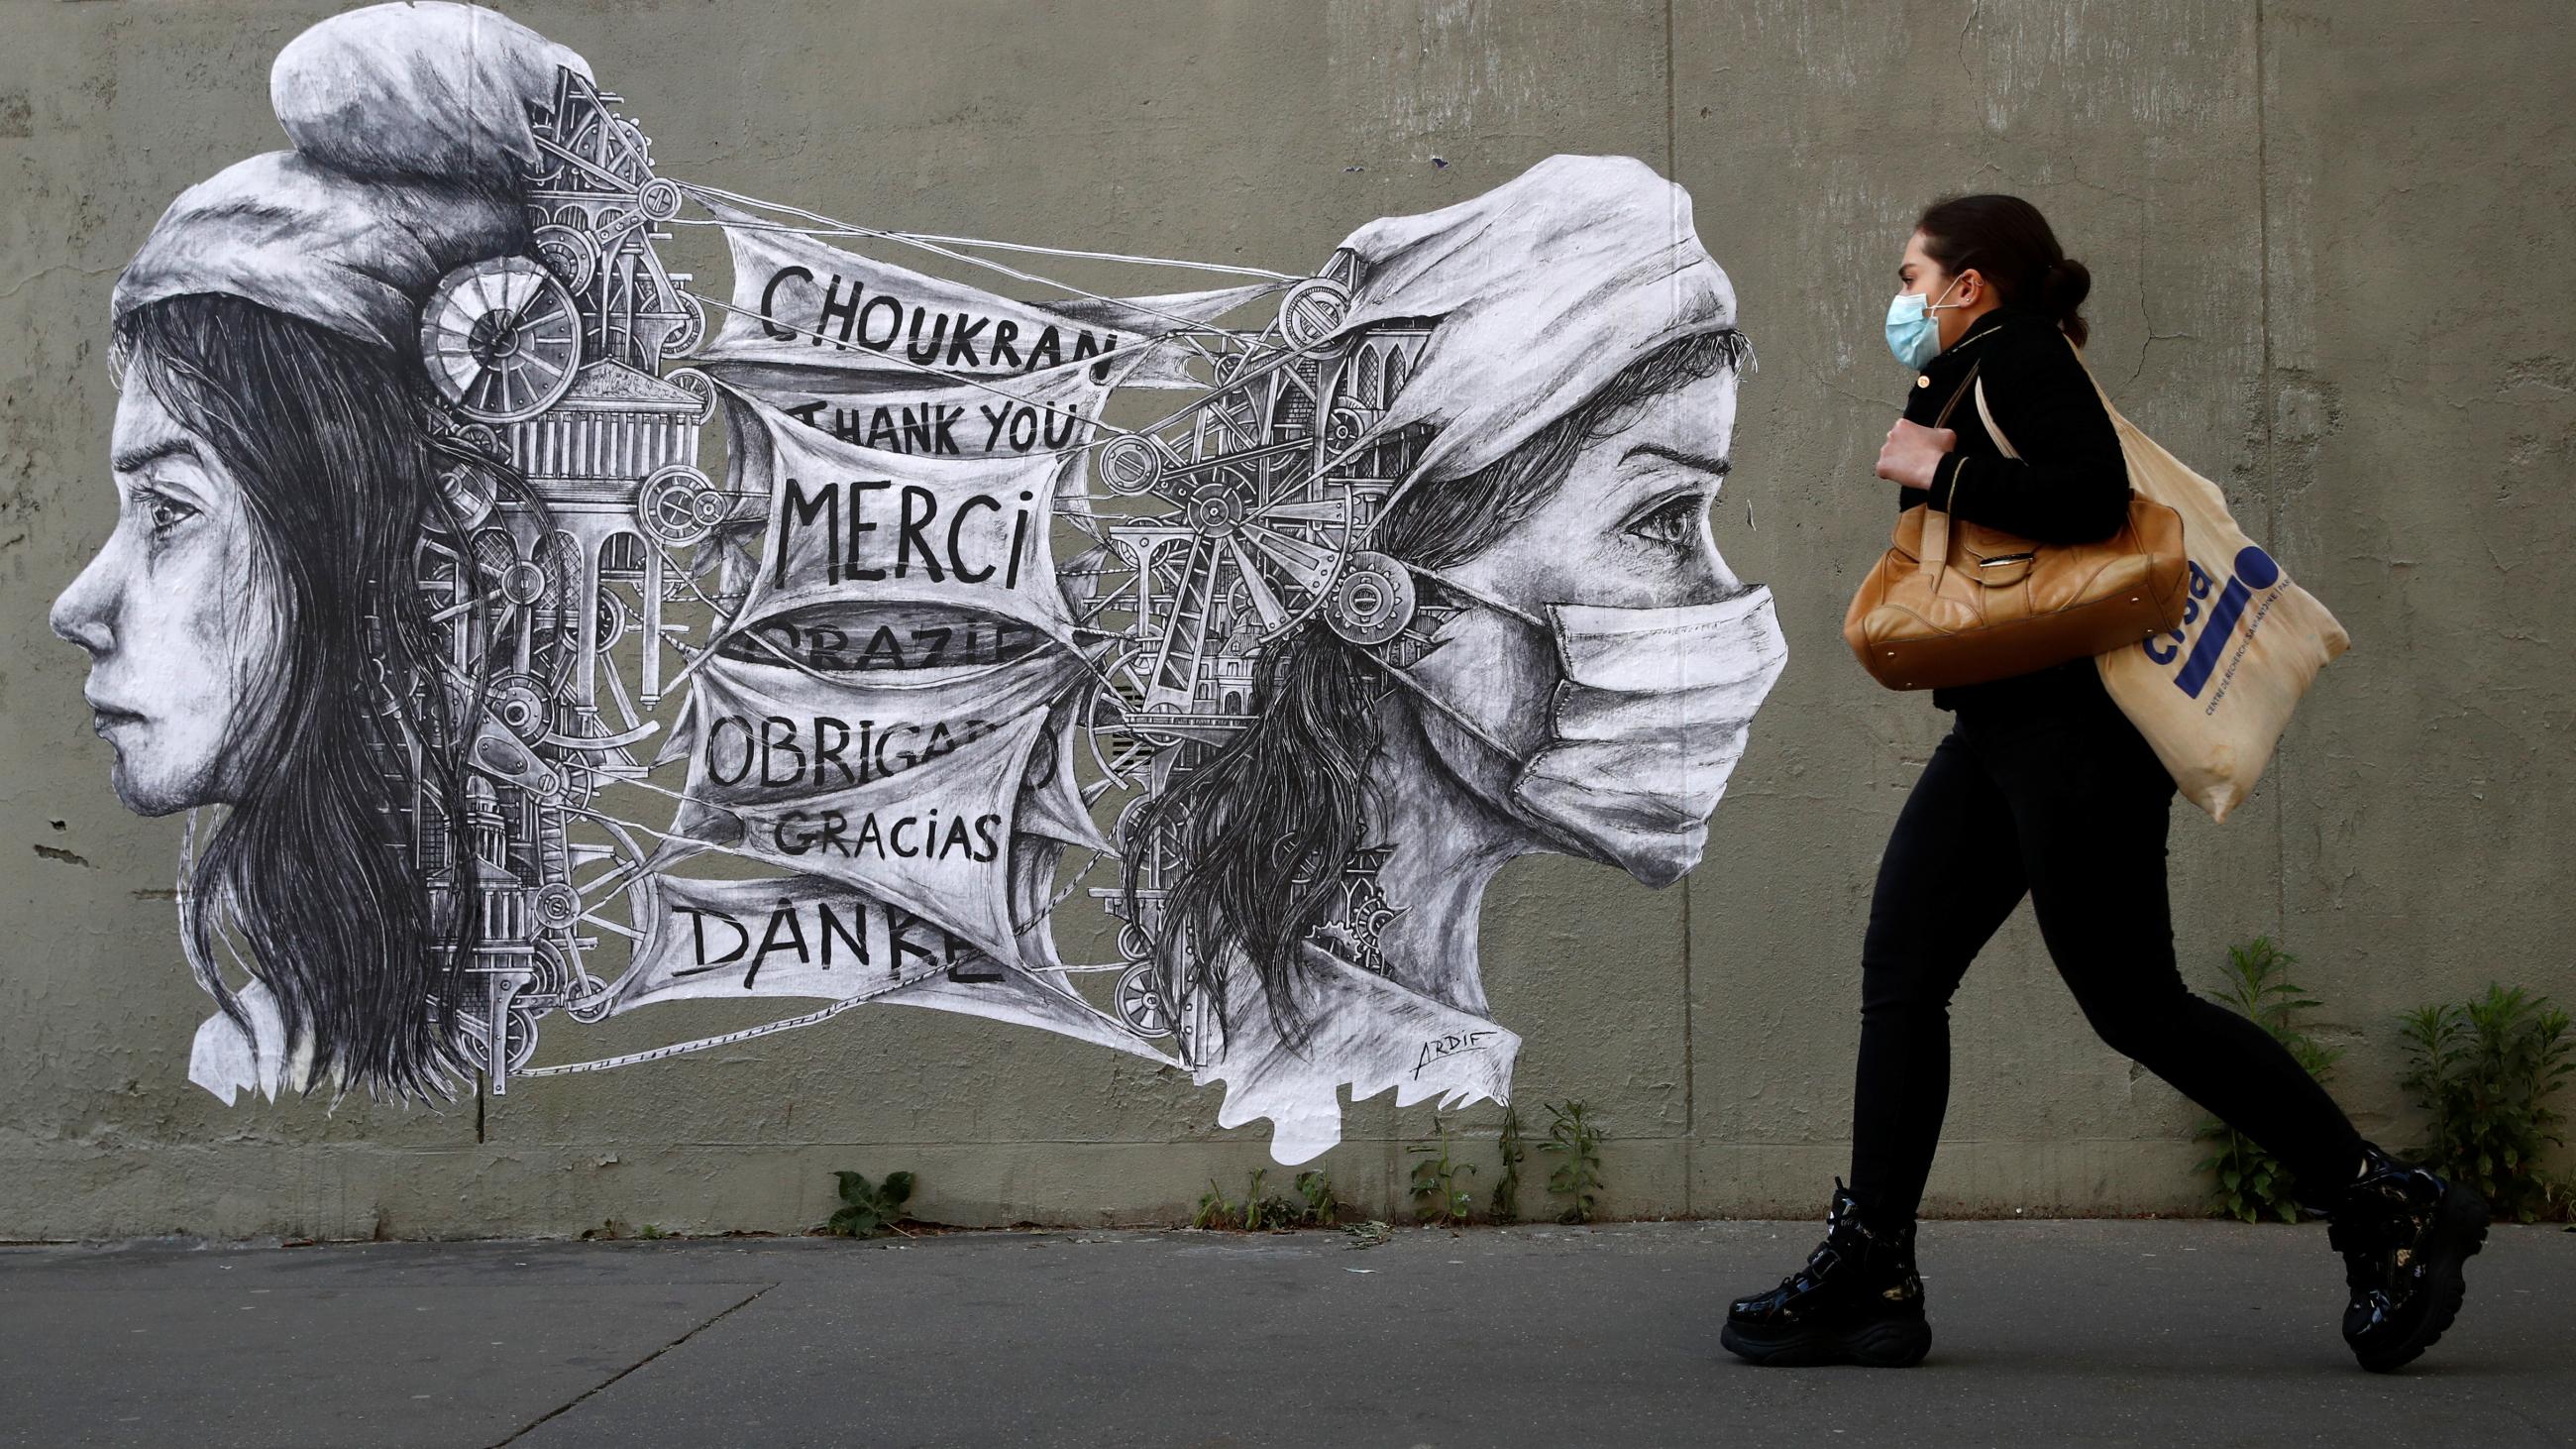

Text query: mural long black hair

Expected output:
[117,293,489,1100]
[1126,327,1753,1054]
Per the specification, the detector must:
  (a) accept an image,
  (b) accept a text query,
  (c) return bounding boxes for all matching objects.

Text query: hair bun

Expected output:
[2041,256,2093,315]
[271,2,592,190]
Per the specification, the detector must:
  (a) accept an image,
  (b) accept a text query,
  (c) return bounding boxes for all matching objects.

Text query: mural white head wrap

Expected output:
[1331,154,1738,497]
[1330,155,1783,890]
[109,2,584,352]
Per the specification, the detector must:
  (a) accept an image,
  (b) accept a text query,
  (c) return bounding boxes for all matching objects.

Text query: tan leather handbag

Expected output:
[1844,363,2191,692]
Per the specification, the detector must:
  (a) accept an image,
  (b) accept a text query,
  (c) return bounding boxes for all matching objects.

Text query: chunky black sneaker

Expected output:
[1721,1181,1930,1367]
[2326,1143,2489,1373]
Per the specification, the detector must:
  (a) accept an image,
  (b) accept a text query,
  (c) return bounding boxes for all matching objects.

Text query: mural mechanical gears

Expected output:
[437,461,497,528]
[1115,961,1174,1038]
[636,175,686,222]
[1323,550,1416,645]
[639,465,723,547]
[663,368,720,424]
[660,293,707,357]
[418,257,585,423]
[531,881,584,932]
[485,672,555,747]
[1096,434,1169,497]
[531,223,599,291]
[1185,483,1250,538]
[1276,277,1352,355]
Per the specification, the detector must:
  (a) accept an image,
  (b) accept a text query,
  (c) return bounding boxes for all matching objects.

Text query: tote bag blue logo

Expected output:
[2141,545,2283,701]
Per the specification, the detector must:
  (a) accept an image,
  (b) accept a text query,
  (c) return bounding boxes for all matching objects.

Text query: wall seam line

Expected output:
[2255,0,2288,943]
[1664,0,1695,1219]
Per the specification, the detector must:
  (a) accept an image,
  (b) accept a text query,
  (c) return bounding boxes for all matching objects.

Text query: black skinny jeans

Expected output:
[1848,681,2364,1228]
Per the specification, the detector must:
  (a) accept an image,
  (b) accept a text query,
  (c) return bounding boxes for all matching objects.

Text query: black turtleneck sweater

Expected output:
[1895,305,2132,712]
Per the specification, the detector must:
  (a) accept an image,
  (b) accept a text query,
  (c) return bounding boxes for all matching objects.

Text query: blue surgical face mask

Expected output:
[1883,277,1965,371]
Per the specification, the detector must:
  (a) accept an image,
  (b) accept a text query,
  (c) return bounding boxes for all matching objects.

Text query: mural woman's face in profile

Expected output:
[1405,367,1752,854]
[50,369,283,816]
[1468,368,1745,611]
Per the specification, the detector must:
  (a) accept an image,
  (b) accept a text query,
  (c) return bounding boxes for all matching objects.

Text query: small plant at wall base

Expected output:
[1238,1168,1278,1230]
[1295,1169,1343,1228]
[1408,1117,1477,1227]
[825,1170,915,1238]
[2540,1171,2576,1228]
[2193,938,2342,1223]
[1198,1169,1343,1231]
[2399,984,2573,1223]
[1193,1178,1239,1230]
[1244,1168,1306,1231]
[1540,1100,1605,1224]
[1491,1105,1528,1223]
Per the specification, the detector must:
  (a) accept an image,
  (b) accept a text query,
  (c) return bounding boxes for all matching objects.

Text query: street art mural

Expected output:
[52,4,1784,1164]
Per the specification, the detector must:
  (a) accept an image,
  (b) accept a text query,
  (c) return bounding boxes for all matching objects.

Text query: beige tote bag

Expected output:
[1976,351,2349,822]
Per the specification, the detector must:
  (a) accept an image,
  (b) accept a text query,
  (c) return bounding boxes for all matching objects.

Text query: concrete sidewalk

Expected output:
[1,1220,2567,1448]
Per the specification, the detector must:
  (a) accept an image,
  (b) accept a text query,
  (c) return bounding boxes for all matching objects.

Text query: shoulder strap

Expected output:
[1973,376,2020,461]
[1933,360,1982,429]
[1918,360,1983,590]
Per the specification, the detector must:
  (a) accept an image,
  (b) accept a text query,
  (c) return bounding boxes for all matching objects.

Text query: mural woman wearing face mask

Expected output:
[1126,158,1786,1164]
[51,5,588,1102]
[1720,195,2483,1374]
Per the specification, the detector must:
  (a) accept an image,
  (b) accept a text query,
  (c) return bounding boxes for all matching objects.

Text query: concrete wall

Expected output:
[2,0,2569,1239]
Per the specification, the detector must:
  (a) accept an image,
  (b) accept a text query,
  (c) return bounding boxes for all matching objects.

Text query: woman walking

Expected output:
[1719,195,2487,1374]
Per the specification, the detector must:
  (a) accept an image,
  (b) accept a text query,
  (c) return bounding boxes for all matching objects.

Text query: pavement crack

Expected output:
[484,1282,775,1447]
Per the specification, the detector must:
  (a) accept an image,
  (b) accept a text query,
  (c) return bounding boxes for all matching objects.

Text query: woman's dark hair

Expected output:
[1915,194,2093,346]
[117,292,484,1100]
[1125,327,1754,1051]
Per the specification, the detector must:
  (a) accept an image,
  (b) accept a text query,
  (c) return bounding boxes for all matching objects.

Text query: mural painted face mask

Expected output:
[1883,276,1965,372]
[1397,576,1790,889]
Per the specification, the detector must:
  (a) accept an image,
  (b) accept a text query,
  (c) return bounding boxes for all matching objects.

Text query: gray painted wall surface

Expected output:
[2,0,2569,1239]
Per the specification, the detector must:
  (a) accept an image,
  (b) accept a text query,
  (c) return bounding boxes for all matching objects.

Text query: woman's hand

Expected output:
[1876,418,1957,491]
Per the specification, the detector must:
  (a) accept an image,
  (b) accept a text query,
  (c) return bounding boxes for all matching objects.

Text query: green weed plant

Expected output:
[2400,983,2573,1223]
[1408,1118,1477,1227]
[2193,939,2341,1223]
[826,1170,915,1238]
[1198,1168,1343,1231]
[1491,1105,1528,1222]
[1539,1100,1605,1224]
